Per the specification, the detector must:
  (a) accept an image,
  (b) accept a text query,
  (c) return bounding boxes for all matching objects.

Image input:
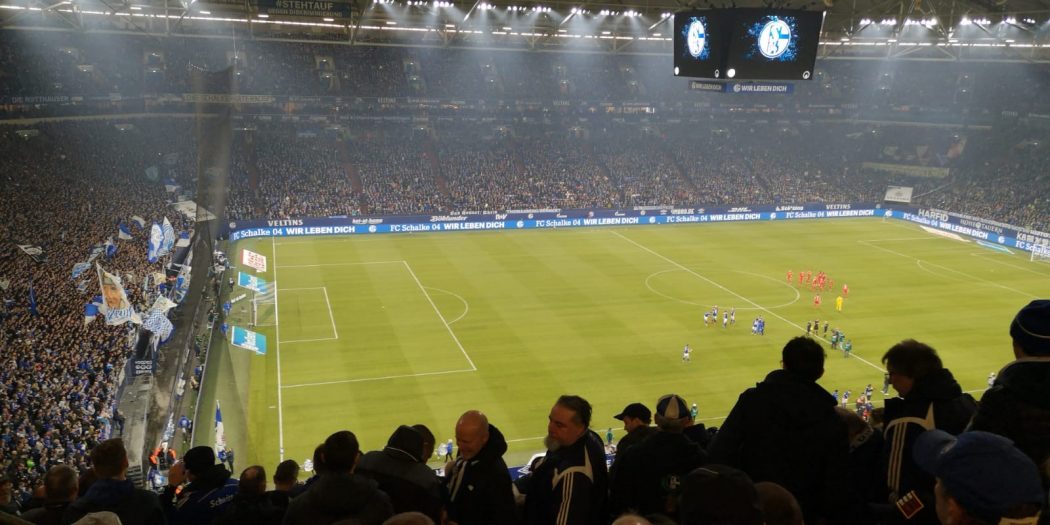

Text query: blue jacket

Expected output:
[164,465,238,525]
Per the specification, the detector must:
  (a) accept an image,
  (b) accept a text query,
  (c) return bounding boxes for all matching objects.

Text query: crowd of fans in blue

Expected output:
[1,31,1049,525]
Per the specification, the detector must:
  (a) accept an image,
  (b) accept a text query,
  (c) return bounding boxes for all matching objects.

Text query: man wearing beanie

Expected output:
[970,300,1050,488]
[609,394,708,521]
[162,446,238,524]
[913,430,1045,525]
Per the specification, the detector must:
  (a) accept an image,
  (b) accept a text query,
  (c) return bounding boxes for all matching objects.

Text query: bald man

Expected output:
[445,410,519,525]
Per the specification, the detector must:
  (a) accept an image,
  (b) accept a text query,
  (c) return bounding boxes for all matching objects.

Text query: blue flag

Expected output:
[118,223,132,240]
[105,237,117,259]
[215,401,226,451]
[160,218,175,257]
[28,280,39,316]
[148,223,162,263]
[84,303,98,325]
[72,262,91,279]
[131,215,146,229]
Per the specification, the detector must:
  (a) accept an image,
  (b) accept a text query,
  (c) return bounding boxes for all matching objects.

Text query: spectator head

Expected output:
[611,514,653,525]
[381,511,435,525]
[90,439,129,479]
[385,425,424,463]
[781,336,825,382]
[183,446,216,479]
[678,464,763,525]
[546,395,591,451]
[238,466,267,496]
[1009,300,1050,358]
[654,394,692,433]
[455,410,490,461]
[882,340,943,397]
[312,443,327,475]
[273,460,300,491]
[411,424,436,463]
[914,430,1045,525]
[613,403,652,433]
[323,431,360,473]
[77,469,99,497]
[834,406,872,443]
[755,482,804,525]
[44,464,78,503]
[0,477,12,506]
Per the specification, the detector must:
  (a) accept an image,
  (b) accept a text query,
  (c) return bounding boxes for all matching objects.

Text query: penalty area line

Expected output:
[282,368,475,389]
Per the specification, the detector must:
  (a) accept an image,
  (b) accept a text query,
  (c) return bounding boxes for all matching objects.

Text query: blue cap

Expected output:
[913,430,1045,524]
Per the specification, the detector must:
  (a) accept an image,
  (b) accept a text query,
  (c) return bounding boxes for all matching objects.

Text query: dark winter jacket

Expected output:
[609,430,708,519]
[62,478,165,525]
[162,464,238,525]
[281,472,393,525]
[613,425,656,463]
[524,430,609,525]
[970,357,1050,487]
[707,369,851,524]
[882,367,976,525]
[213,491,284,525]
[445,424,519,525]
[357,444,443,521]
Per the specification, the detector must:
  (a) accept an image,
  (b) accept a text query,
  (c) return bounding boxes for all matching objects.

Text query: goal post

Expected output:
[252,286,277,327]
[1031,244,1050,264]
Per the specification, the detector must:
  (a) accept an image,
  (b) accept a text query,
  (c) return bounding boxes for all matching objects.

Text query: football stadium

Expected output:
[2,0,1050,523]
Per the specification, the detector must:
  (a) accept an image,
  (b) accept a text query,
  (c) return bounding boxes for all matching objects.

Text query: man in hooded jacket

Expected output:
[444,410,518,525]
[357,425,443,522]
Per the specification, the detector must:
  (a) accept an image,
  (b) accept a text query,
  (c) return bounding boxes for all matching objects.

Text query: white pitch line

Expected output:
[859,240,1037,299]
[272,236,286,462]
[279,287,326,292]
[321,287,339,340]
[282,368,475,389]
[402,260,478,371]
[279,336,339,344]
[425,286,470,324]
[277,261,404,268]
[612,230,887,374]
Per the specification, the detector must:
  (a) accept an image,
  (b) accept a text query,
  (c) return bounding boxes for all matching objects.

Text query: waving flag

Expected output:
[148,223,162,263]
[16,244,46,264]
[215,401,226,451]
[118,223,132,240]
[72,262,91,279]
[142,308,174,342]
[96,263,141,326]
[159,218,175,257]
[28,280,39,316]
[84,304,98,325]
[131,215,146,229]
[104,237,117,259]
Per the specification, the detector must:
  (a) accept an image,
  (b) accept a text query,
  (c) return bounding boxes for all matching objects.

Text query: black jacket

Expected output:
[707,369,851,524]
[524,430,609,525]
[357,446,443,521]
[214,491,284,525]
[971,358,1050,487]
[162,464,238,525]
[882,368,976,525]
[613,426,655,463]
[62,478,165,525]
[445,424,519,525]
[609,430,708,519]
[281,472,393,525]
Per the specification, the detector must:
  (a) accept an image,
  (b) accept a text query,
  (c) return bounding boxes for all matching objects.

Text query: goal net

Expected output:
[1031,244,1050,264]
[253,287,277,327]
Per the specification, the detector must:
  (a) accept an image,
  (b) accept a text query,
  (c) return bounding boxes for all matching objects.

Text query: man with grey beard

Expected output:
[524,395,609,525]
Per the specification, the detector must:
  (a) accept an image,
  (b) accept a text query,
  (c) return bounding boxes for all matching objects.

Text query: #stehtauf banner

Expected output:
[241,248,267,273]
[230,326,267,355]
[237,272,269,294]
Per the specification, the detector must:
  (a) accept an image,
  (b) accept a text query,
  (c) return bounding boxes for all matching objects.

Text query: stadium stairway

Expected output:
[423,136,449,196]
[336,136,364,194]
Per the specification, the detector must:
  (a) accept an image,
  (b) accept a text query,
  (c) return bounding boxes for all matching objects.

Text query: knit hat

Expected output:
[182,446,216,476]
[385,425,424,463]
[656,394,690,420]
[1010,300,1050,356]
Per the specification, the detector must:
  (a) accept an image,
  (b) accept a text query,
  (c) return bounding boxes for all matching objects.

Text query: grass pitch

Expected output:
[211,218,1050,470]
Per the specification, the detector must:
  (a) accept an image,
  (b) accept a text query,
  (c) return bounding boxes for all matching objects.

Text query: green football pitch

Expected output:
[210,217,1050,471]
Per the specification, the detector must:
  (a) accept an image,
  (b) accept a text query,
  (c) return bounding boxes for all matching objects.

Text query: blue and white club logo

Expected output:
[686,19,707,58]
[758,19,792,58]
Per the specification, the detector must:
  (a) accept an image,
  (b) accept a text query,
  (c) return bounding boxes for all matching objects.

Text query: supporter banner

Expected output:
[16,244,46,263]
[159,217,175,256]
[894,208,1050,252]
[256,0,352,17]
[96,263,141,326]
[182,93,276,104]
[884,186,913,204]
[237,272,269,294]
[241,249,267,273]
[230,326,267,355]
[132,358,154,377]
[690,81,725,92]
[862,162,950,179]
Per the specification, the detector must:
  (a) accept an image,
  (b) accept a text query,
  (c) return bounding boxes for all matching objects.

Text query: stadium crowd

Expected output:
[3,301,1049,525]
[0,120,196,509]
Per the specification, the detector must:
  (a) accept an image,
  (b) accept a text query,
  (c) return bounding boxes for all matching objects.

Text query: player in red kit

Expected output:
[787,270,793,284]
[813,293,822,308]
[842,284,849,297]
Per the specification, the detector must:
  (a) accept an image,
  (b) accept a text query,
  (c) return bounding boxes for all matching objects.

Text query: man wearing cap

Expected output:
[356,425,443,522]
[445,410,518,525]
[882,340,976,525]
[708,336,850,524]
[525,395,608,525]
[913,430,1045,525]
[162,445,239,525]
[612,403,655,463]
[970,300,1050,488]
[609,394,709,520]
